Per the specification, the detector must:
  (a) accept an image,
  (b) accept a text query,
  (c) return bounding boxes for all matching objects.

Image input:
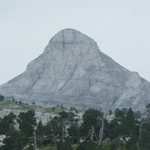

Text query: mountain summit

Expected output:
[0,29,150,111]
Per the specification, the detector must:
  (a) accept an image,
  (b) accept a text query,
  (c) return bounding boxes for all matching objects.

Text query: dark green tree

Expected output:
[108,118,121,140]
[139,130,150,150]
[61,104,64,109]
[59,111,68,119]
[57,138,73,150]
[0,112,16,134]
[114,108,120,115]
[134,111,141,119]
[68,125,79,144]
[122,108,128,115]
[0,95,4,101]
[115,110,125,118]
[36,121,45,146]
[126,108,135,132]
[126,133,138,150]
[28,144,34,150]
[79,114,97,138]
[83,108,102,120]
[45,116,62,147]
[1,128,26,150]
[109,109,113,115]
[17,110,37,138]
[80,109,102,140]
[76,140,96,150]
[109,142,117,150]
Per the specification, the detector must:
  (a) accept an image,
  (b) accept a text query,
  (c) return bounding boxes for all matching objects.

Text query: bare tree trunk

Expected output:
[139,121,142,140]
[93,126,98,143]
[136,142,140,150]
[53,133,57,147]
[116,135,121,147]
[139,121,147,140]
[90,125,94,141]
[34,130,37,150]
[51,128,57,147]
[98,118,104,147]
[62,125,64,142]
[72,136,74,144]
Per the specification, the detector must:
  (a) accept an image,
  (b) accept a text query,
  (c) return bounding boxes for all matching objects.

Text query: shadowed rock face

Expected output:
[0,29,150,112]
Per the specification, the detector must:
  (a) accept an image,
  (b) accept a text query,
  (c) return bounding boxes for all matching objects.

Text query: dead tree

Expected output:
[34,129,37,150]
[139,111,149,140]
[97,116,104,148]
[87,125,95,141]
[139,120,148,140]
[62,119,68,142]
[84,117,104,147]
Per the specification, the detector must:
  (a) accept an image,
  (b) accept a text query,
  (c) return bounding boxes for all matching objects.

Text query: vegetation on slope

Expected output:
[0,95,150,150]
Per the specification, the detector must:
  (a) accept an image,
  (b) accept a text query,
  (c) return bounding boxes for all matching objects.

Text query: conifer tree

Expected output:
[57,138,73,150]
[0,95,4,101]
[109,109,113,115]
[139,130,150,150]
[17,110,37,138]
[127,108,135,132]
[1,128,26,150]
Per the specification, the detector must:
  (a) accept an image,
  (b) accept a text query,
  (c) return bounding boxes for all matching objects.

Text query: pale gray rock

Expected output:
[0,108,55,125]
[0,28,150,112]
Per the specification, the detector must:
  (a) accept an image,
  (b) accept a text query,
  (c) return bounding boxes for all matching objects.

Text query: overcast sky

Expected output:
[0,0,150,85]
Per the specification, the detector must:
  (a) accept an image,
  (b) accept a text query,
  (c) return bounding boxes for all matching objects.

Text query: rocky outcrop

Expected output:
[0,108,56,125]
[0,28,150,112]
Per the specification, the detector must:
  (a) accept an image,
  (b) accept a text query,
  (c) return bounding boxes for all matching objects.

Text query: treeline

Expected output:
[0,105,150,150]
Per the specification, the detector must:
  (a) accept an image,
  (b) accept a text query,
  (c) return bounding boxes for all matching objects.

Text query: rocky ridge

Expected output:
[0,28,150,112]
[0,101,83,127]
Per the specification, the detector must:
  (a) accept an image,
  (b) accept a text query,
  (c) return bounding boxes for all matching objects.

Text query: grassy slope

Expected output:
[0,100,66,114]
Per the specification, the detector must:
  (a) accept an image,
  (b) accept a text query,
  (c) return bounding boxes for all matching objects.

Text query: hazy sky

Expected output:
[0,0,150,85]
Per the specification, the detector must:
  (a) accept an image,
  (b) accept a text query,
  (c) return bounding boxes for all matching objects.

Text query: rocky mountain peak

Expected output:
[0,29,150,112]
[50,28,96,44]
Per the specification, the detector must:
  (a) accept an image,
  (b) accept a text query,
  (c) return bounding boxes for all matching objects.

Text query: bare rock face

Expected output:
[0,29,150,112]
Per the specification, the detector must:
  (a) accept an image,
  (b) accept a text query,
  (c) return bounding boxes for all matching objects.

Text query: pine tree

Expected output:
[109,109,113,115]
[68,125,79,144]
[76,140,96,150]
[0,112,16,134]
[139,130,150,150]
[114,108,120,114]
[17,110,37,138]
[127,108,135,132]
[109,142,117,150]
[122,108,128,115]
[126,133,138,150]
[1,128,26,150]
[61,104,64,108]
[36,121,45,146]
[57,138,73,150]
[0,95,4,101]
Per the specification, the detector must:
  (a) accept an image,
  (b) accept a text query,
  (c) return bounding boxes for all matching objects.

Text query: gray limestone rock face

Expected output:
[0,29,150,112]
